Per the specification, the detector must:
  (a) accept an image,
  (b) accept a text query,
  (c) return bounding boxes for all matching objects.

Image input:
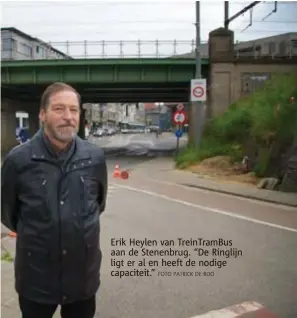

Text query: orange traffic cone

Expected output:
[113,164,121,178]
[8,231,17,238]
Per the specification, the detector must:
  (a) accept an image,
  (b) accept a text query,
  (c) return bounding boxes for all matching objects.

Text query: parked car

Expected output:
[93,128,105,137]
[149,125,160,133]
[106,128,116,136]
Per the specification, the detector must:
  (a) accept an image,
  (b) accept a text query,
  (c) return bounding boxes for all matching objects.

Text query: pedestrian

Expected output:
[1,82,108,318]
[18,126,30,144]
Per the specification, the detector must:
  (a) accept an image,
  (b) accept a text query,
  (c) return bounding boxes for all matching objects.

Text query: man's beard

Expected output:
[46,123,78,142]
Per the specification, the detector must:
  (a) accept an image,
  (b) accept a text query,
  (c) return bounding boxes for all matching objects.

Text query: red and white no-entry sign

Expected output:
[173,110,186,125]
[191,78,207,102]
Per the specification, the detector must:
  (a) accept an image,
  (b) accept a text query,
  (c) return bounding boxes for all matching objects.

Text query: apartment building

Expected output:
[235,32,297,57]
[1,27,70,60]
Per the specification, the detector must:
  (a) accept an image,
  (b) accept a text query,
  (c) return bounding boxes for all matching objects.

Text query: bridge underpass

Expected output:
[1,58,209,155]
[1,82,192,103]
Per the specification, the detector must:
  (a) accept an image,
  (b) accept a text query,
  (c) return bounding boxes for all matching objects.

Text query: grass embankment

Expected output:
[176,73,297,177]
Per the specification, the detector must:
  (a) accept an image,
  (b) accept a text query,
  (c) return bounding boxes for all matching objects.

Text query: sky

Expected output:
[1,1,297,58]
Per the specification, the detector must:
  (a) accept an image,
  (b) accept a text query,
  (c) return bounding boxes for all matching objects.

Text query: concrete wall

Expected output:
[208,28,297,117]
[1,99,40,157]
[210,62,297,116]
[1,108,18,156]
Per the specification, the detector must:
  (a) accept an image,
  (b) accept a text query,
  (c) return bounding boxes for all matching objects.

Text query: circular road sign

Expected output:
[177,103,184,111]
[192,85,204,98]
[173,110,186,125]
[175,129,183,138]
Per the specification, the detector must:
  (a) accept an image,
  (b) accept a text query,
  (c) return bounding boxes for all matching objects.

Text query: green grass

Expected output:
[176,73,297,177]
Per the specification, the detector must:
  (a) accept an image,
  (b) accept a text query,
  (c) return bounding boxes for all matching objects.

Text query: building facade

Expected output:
[1,27,70,60]
[235,32,297,57]
[84,103,147,128]
[174,32,297,58]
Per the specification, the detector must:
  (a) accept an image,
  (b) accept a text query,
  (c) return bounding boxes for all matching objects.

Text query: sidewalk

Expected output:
[1,234,60,318]
[1,234,279,318]
[131,157,297,207]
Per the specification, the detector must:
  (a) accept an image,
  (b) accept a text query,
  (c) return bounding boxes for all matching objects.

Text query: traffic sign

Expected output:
[175,129,183,138]
[190,78,207,102]
[173,110,186,125]
[177,103,184,111]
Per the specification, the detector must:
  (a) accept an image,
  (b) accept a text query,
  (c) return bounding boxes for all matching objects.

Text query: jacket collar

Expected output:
[30,129,91,162]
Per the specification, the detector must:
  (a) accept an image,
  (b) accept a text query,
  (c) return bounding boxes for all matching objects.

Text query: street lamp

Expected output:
[155,102,164,131]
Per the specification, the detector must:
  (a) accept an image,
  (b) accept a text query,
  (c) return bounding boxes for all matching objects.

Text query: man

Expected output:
[1,82,108,318]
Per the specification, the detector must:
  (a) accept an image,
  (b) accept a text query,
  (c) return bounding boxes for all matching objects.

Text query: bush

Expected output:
[204,106,252,143]
[176,138,243,169]
[176,73,297,177]
[249,73,297,144]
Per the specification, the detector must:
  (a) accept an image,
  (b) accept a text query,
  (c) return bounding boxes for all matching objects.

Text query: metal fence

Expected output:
[48,40,200,59]
[1,39,297,60]
[47,39,297,60]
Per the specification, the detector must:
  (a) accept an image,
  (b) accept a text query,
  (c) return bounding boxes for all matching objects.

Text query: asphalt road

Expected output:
[94,162,297,318]
[2,154,296,318]
[88,132,188,156]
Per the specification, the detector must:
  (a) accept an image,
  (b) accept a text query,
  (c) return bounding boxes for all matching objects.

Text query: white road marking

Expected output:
[115,184,297,233]
[190,301,264,318]
[107,185,118,197]
[140,177,297,211]
[108,185,118,191]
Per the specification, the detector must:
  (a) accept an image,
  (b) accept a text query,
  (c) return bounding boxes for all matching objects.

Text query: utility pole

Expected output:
[193,1,203,148]
[224,1,229,29]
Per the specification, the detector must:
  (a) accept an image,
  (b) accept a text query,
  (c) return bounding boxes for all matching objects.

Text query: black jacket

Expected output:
[1,129,108,304]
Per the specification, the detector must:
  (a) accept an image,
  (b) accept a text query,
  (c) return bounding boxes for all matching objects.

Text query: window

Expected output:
[21,43,33,57]
[2,38,16,51]
[268,42,275,55]
[291,40,297,48]
[35,46,45,58]
[279,41,287,56]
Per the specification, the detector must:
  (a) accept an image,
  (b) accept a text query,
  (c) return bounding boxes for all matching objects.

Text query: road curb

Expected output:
[181,183,297,208]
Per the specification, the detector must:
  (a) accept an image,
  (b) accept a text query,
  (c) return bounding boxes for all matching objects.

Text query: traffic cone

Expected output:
[113,164,121,178]
[8,231,17,238]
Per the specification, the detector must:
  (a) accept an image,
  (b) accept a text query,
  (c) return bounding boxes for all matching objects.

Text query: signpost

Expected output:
[190,77,207,148]
[173,110,186,125]
[175,129,183,138]
[190,78,207,102]
[173,109,186,157]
